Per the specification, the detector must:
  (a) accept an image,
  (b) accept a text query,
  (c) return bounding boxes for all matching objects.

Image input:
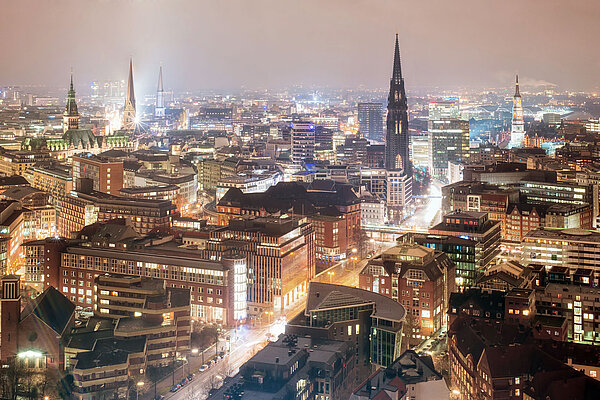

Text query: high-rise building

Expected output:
[428,99,460,120]
[428,119,470,181]
[122,59,136,130]
[508,74,525,148]
[155,66,165,119]
[290,121,315,165]
[63,73,79,134]
[358,102,383,141]
[429,211,501,286]
[72,154,124,196]
[385,35,411,176]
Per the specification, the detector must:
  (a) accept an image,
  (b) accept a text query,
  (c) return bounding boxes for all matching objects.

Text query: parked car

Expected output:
[187,374,194,382]
[200,364,208,372]
[170,385,180,393]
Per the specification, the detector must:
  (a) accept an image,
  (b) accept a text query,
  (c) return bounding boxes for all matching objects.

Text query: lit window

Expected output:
[522,310,529,316]
[591,371,597,378]
[515,377,520,384]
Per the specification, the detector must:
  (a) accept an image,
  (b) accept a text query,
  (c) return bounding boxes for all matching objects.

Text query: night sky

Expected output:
[2,0,599,95]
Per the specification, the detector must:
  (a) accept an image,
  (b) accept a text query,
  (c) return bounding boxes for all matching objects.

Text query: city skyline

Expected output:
[2,0,600,96]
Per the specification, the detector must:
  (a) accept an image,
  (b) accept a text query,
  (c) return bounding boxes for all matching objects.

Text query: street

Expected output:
[158,250,371,400]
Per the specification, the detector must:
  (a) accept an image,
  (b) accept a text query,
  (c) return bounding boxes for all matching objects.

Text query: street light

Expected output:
[136,381,144,400]
[327,271,334,283]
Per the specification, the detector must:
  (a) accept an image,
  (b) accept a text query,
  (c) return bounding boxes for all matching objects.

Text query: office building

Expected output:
[358,102,383,141]
[59,179,176,237]
[429,211,501,283]
[217,180,361,264]
[25,219,247,326]
[291,121,316,165]
[523,227,600,285]
[366,144,385,168]
[287,282,406,368]
[360,243,455,340]
[72,153,124,196]
[0,149,52,177]
[428,119,469,181]
[411,233,477,289]
[94,274,191,361]
[428,99,460,120]
[25,161,73,207]
[205,216,314,315]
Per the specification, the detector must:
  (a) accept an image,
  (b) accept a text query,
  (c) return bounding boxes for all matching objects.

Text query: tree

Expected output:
[0,357,29,400]
[146,365,162,400]
[401,311,420,351]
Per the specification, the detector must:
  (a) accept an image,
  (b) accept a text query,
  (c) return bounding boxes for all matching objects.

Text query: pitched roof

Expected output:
[21,286,75,335]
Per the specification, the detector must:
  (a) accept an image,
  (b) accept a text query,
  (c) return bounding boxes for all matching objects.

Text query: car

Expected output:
[155,396,164,400]
[187,374,194,382]
[200,364,208,372]
[180,379,187,387]
[170,385,180,393]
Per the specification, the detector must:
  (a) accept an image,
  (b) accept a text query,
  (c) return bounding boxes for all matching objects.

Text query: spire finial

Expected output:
[515,74,520,97]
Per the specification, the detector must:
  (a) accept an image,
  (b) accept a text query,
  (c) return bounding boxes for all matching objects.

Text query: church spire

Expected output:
[123,58,137,129]
[126,58,136,109]
[392,33,403,85]
[514,74,521,97]
[385,34,410,174]
[158,65,164,92]
[63,71,79,133]
[155,65,166,119]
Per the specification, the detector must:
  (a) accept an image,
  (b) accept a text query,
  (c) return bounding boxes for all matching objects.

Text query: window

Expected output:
[515,377,520,384]
[591,371,597,378]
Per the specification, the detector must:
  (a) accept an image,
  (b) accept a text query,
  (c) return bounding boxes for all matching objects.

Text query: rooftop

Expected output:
[305,282,405,322]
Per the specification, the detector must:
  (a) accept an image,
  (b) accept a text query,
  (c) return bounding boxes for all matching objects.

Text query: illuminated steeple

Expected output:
[155,65,165,119]
[508,74,525,148]
[63,71,79,133]
[123,58,137,129]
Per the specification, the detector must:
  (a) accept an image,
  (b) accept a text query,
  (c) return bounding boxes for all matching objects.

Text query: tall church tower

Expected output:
[384,35,413,220]
[385,34,411,175]
[122,59,137,129]
[508,74,525,148]
[63,73,79,134]
[155,66,166,119]
[0,275,21,361]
